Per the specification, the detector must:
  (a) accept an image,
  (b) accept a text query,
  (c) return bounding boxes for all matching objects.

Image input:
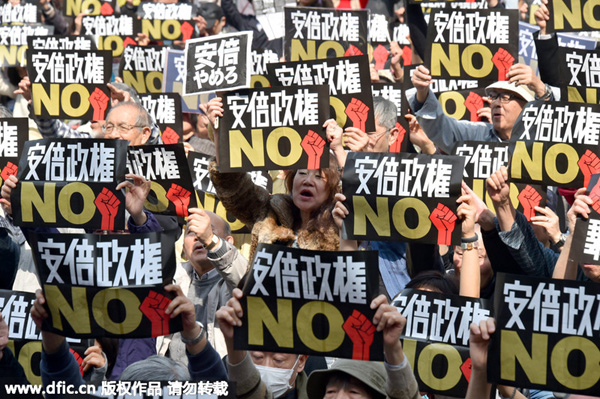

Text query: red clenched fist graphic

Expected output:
[429,203,457,245]
[123,37,137,47]
[344,45,363,57]
[69,348,85,376]
[94,187,121,231]
[140,290,172,337]
[578,150,600,189]
[1,162,18,181]
[166,183,191,217]
[301,130,326,170]
[100,2,113,15]
[518,185,542,221]
[180,21,194,42]
[343,310,376,360]
[345,98,369,132]
[389,122,405,153]
[401,45,412,66]
[161,127,180,144]
[492,48,514,81]
[88,88,109,121]
[464,92,484,122]
[373,44,390,70]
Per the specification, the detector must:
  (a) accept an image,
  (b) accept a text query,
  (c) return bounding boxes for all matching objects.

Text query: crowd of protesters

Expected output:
[0,0,599,398]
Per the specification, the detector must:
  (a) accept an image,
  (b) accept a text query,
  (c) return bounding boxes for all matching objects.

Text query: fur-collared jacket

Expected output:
[209,162,339,262]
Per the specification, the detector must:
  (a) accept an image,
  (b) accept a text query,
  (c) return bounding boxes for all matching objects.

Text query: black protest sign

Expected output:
[0,290,40,342]
[284,7,368,62]
[11,139,128,230]
[371,83,409,153]
[140,93,183,144]
[547,0,600,32]
[80,15,142,57]
[119,45,165,94]
[489,273,600,395]
[26,48,112,120]
[163,48,202,114]
[235,243,383,360]
[62,0,115,17]
[558,48,600,104]
[437,87,488,122]
[570,174,600,265]
[342,152,464,245]
[509,101,600,188]
[183,32,252,95]
[250,48,280,88]
[188,151,272,234]
[453,141,547,220]
[392,289,491,396]
[127,144,197,218]
[267,55,374,132]
[0,24,53,67]
[425,9,519,90]
[0,2,40,24]
[28,35,97,51]
[0,118,27,187]
[138,1,195,42]
[29,230,182,339]
[138,1,194,20]
[218,85,330,172]
[368,13,392,71]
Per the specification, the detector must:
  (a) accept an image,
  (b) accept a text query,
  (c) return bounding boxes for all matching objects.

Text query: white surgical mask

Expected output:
[255,356,300,398]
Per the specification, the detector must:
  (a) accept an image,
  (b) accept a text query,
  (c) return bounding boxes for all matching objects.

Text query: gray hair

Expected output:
[373,96,397,132]
[120,355,191,381]
[106,101,152,129]
[0,105,13,118]
[110,82,141,104]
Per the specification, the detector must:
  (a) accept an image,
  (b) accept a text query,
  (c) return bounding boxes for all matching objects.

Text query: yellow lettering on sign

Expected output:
[61,84,91,118]
[20,182,56,223]
[510,141,543,181]
[0,45,26,66]
[391,198,431,240]
[145,181,169,213]
[500,330,547,384]
[290,39,316,61]
[330,96,348,129]
[66,0,101,16]
[44,284,91,334]
[57,182,96,225]
[32,83,60,116]
[402,339,418,367]
[124,71,148,95]
[430,43,460,77]
[92,288,143,335]
[439,91,467,120]
[418,343,463,391]
[142,19,162,40]
[215,200,245,231]
[265,127,302,167]
[544,143,580,184]
[461,44,493,79]
[229,129,265,168]
[551,336,600,390]
[247,297,293,348]
[567,87,599,104]
[431,43,493,78]
[98,36,125,57]
[161,20,181,40]
[352,196,390,237]
[251,75,271,88]
[316,41,345,59]
[553,0,600,29]
[17,341,42,385]
[296,301,344,352]
[583,0,600,28]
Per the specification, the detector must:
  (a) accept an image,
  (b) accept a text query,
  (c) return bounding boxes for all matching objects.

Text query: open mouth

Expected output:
[299,189,314,199]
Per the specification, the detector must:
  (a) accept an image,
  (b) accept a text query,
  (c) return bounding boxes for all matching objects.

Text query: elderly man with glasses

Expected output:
[408,63,553,154]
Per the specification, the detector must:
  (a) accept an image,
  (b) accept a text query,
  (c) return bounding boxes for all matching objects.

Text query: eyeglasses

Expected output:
[488,91,520,103]
[367,129,389,142]
[102,123,145,135]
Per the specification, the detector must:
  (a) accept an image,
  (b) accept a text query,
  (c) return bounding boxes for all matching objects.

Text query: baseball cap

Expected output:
[198,2,224,28]
[485,80,535,102]
[306,359,387,399]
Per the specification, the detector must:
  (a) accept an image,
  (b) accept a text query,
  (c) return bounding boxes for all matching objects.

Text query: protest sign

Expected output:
[29,230,182,339]
[250,48,280,88]
[163,48,202,113]
[558,47,600,103]
[509,100,600,188]
[235,244,383,360]
[183,32,252,95]
[284,6,368,61]
[253,0,293,40]
[409,0,488,7]
[489,273,600,395]
[0,2,40,24]
[81,15,142,57]
[218,85,330,172]
[127,144,197,217]
[119,45,165,94]
[188,151,272,233]
[26,47,112,120]
[570,173,600,264]
[267,55,375,132]
[342,152,464,245]
[138,2,195,42]
[11,139,128,230]
[392,289,491,396]
[368,16,412,73]
[452,141,547,220]
[547,0,600,32]
[371,82,409,153]
[0,118,27,188]
[0,24,53,67]
[63,0,115,16]
[438,87,488,122]
[140,93,183,144]
[425,9,519,91]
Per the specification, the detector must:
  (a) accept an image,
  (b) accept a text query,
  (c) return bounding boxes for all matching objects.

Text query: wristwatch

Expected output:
[461,241,479,251]
[181,321,206,345]
[204,234,220,251]
[554,233,568,248]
